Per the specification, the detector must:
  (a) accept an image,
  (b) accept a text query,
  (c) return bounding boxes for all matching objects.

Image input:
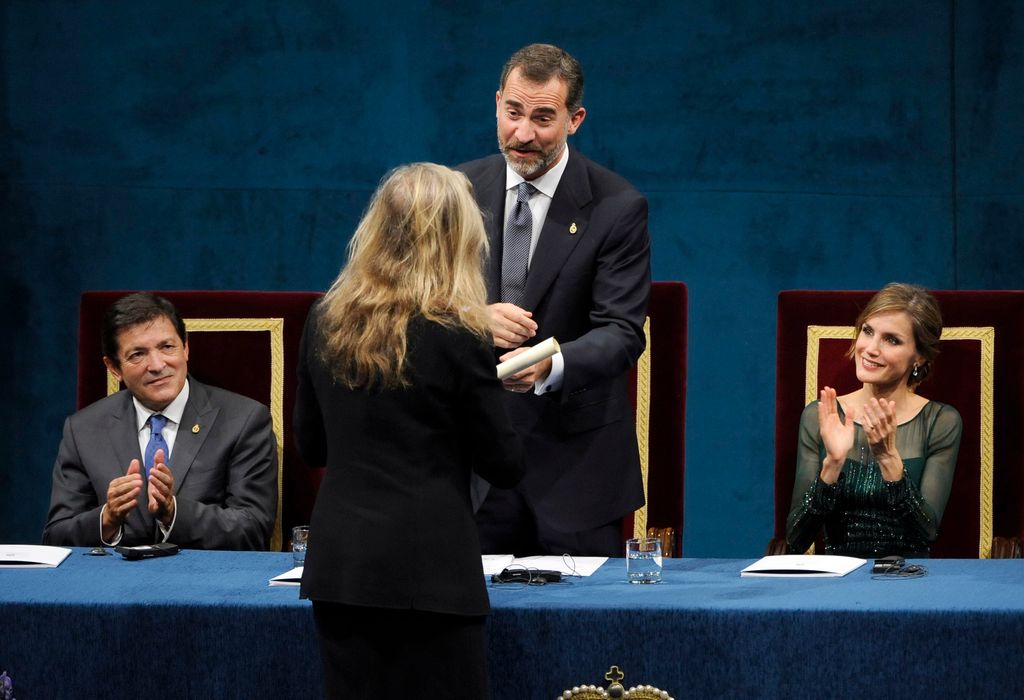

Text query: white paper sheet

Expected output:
[740,554,866,577]
[269,566,303,586]
[0,545,72,568]
[482,554,516,576]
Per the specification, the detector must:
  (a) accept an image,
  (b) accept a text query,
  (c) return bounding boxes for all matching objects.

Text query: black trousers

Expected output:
[475,486,624,558]
[311,601,490,699]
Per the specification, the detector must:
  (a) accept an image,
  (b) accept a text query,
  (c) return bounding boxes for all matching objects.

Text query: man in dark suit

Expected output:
[43,293,278,550]
[458,44,651,557]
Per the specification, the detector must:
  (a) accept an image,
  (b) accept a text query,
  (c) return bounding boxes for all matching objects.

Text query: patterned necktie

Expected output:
[501,182,537,307]
[144,414,169,475]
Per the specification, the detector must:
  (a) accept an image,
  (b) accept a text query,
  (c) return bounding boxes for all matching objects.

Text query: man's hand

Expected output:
[147,448,176,527]
[499,347,552,393]
[102,459,144,541]
[489,303,538,349]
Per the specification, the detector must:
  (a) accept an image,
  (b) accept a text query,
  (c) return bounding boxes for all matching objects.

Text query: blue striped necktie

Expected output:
[501,182,537,307]
[144,414,168,475]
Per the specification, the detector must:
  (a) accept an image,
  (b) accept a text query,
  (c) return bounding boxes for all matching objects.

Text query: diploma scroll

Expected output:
[496,337,560,380]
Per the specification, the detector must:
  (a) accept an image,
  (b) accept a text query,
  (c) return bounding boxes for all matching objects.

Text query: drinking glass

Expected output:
[291,526,309,567]
[626,537,662,584]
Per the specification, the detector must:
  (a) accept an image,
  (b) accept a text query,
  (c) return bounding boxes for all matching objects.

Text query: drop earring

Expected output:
[911,363,920,379]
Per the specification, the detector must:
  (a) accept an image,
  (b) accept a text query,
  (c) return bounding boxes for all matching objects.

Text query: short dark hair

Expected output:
[102,293,187,366]
[500,43,584,112]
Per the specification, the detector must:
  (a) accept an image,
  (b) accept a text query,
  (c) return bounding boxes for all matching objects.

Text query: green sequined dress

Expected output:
[786,400,962,558]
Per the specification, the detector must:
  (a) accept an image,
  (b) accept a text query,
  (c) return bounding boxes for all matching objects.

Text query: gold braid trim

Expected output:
[804,326,857,404]
[801,325,857,555]
[941,327,995,558]
[804,325,995,558]
[633,317,652,539]
[106,317,287,552]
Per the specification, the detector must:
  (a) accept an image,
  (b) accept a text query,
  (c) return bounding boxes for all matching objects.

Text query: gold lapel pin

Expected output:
[569,222,578,235]
[192,424,201,434]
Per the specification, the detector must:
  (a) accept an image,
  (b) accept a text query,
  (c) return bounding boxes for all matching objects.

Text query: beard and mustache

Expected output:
[498,134,566,180]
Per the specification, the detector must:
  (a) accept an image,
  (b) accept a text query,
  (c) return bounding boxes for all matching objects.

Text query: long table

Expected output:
[2,551,1022,699]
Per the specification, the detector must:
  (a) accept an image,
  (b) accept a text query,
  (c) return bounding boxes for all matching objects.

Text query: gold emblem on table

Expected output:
[559,665,674,699]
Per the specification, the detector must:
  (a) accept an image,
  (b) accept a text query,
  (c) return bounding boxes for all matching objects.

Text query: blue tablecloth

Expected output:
[487,557,1024,698]
[1,549,316,700]
[2,551,1022,699]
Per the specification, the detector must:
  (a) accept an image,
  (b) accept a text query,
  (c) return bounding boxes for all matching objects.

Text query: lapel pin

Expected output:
[192,424,201,434]
[569,222,578,235]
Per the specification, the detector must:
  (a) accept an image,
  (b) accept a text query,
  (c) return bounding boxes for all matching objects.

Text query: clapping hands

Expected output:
[817,387,853,484]
[818,387,902,483]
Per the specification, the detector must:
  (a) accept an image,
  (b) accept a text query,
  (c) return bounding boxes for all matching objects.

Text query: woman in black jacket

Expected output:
[294,163,524,698]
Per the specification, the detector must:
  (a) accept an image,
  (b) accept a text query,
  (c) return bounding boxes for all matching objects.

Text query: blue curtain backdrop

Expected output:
[2,1,1022,556]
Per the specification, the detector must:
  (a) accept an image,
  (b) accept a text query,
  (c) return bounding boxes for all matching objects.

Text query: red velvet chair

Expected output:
[770,290,1024,558]
[78,291,323,552]
[623,282,687,557]
[80,284,687,556]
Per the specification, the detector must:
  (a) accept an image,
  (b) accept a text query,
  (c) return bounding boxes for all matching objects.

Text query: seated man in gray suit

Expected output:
[43,293,278,550]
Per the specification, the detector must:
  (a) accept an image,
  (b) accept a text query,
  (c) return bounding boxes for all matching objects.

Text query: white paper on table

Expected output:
[0,545,72,568]
[486,555,607,577]
[740,554,866,577]
[482,554,516,576]
[269,566,304,586]
[496,337,560,380]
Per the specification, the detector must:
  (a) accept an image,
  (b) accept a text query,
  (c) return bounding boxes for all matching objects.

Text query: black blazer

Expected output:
[294,313,523,616]
[457,147,651,531]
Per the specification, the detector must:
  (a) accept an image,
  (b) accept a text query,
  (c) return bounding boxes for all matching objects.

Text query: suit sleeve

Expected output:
[293,311,328,467]
[559,190,651,397]
[456,333,524,488]
[42,417,107,546]
[169,402,278,550]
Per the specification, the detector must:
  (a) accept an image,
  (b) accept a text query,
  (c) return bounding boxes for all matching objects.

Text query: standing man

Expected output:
[458,44,651,557]
[43,292,278,550]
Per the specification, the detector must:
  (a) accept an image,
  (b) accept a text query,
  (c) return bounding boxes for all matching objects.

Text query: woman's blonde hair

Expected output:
[317,163,491,388]
[846,282,943,387]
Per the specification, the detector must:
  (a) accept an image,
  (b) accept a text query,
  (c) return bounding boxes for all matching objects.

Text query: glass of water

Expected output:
[291,526,309,568]
[626,537,663,584]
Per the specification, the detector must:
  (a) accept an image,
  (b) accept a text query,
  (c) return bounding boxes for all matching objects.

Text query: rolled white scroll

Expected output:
[496,337,561,380]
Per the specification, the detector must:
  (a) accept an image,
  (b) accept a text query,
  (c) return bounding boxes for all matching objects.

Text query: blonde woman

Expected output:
[294,163,523,699]
[786,283,962,558]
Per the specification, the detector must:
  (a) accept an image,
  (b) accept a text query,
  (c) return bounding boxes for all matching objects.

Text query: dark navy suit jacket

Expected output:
[457,147,651,532]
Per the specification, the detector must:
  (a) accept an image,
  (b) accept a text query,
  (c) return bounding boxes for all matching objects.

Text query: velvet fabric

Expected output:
[78,290,323,551]
[774,290,1024,557]
[622,282,687,555]
[0,550,320,699]
[79,285,685,555]
[2,550,1022,699]
[4,3,1024,557]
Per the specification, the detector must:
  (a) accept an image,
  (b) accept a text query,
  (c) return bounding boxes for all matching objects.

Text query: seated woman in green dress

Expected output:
[786,283,963,558]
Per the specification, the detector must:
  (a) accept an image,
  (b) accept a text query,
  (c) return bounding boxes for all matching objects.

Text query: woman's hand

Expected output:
[817,387,854,484]
[861,397,903,481]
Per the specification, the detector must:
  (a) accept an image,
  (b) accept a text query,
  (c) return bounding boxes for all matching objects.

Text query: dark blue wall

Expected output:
[3,1,1022,555]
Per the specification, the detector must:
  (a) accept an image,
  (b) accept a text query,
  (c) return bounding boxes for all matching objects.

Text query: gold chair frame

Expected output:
[632,317,652,540]
[805,325,995,558]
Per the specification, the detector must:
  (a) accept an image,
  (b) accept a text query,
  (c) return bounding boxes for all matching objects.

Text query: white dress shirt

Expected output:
[100,380,188,545]
[503,148,570,394]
